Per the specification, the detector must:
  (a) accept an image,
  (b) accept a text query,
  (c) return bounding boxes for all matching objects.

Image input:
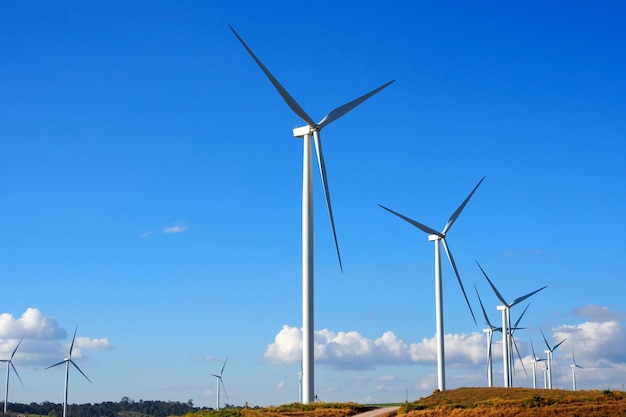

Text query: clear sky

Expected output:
[1,0,625,408]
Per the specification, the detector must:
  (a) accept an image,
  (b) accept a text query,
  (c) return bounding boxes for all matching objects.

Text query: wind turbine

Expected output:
[1,338,23,413]
[230,26,394,404]
[211,358,228,410]
[529,336,546,389]
[477,261,547,387]
[379,177,484,390]
[45,327,92,417]
[540,328,566,389]
[570,346,583,391]
[475,285,501,387]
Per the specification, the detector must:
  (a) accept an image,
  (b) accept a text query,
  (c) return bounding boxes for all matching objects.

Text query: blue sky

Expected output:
[1,0,626,408]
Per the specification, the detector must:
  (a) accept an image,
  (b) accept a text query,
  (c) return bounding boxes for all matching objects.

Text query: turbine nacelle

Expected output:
[293,126,317,137]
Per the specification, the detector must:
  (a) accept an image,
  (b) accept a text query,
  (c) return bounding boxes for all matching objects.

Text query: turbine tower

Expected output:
[379,177,484,390]
[477,261,546,387]
[1,338,23,413]
[540,328,566,389]
[45,327,92,417]
[529,336,546,389]
[230,26,394,403]
[570,346,583,391]
[475,285,501,387]
[211,358,228,410]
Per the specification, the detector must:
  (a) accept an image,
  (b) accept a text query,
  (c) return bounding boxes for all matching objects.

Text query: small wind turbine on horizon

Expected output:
[529,336,546,389]
[475,285,501,387]
[211,358,228,410]
[1,338,23,413]
[477,261,547,388]
[45,327,92,417]
[379,177,484,391]
[540,328,566,389]
[570,346,583,391]
[230,25,394,404]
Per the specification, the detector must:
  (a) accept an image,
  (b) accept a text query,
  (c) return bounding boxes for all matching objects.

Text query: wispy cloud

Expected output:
[163,224,187,234]
[140,223,188,238]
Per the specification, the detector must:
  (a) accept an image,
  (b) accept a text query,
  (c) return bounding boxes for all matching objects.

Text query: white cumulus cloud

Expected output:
[265,325,484,370]
[0,308,111,367]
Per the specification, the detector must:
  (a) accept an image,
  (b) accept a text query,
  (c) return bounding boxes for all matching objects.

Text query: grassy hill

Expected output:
[400,387,626,416]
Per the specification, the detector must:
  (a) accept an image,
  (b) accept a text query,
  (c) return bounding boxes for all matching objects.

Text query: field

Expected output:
[179,388,626,417]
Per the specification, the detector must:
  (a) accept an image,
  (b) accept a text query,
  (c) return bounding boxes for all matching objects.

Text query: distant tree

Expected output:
[49,409,59,417]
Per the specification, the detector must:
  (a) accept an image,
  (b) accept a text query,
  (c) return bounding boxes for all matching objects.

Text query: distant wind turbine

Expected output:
[379,177,484,390]
[529,336,546,389]
[570,346,583,391]
[540,328,566,389]
[298,361,303,403]
[475,285,501,387]
[1,338,23,413]
[211,358,228,410]
[45,327,92,417]
[477,261,547,387]
[230,25,394,404]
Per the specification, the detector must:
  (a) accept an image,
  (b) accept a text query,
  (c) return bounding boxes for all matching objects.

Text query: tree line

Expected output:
[2,397,199,417]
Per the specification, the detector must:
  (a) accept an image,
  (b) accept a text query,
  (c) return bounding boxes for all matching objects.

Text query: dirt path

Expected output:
[354,407,399,417]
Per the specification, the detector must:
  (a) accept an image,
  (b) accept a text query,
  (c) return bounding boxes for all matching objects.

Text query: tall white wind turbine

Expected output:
[230,26,394,403]
[45,327,92,417]
[1,338,23,413]
[475,285,501,387]
[211,358,228,410]
[529,336,546,389]
[570,346,583,391]
[540,328,566,389]
[379,177,484,390]
[477,261,546,388]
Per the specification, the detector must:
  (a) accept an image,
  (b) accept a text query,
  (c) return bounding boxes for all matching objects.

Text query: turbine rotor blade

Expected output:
[229,25,316,127]
[474,284,493,328]
[539,328,552,351]
[45,359,67,370]
[476,261,508,307]
[378,204,442,237]
[70,360,92,384]
[553,338,567,352]
[442,239,476,324]
[512,303,530,332]
[512,336,528,377]
[530,335,538,360]
[510,286,547,307]
[221,379,229,401]
[10,338,23,360]
[10,362,23,385]
[313,131,343,272]
[220,357,228,376]
[316,80,395,128]
[69,326,78,358]
[442,176,485,235]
